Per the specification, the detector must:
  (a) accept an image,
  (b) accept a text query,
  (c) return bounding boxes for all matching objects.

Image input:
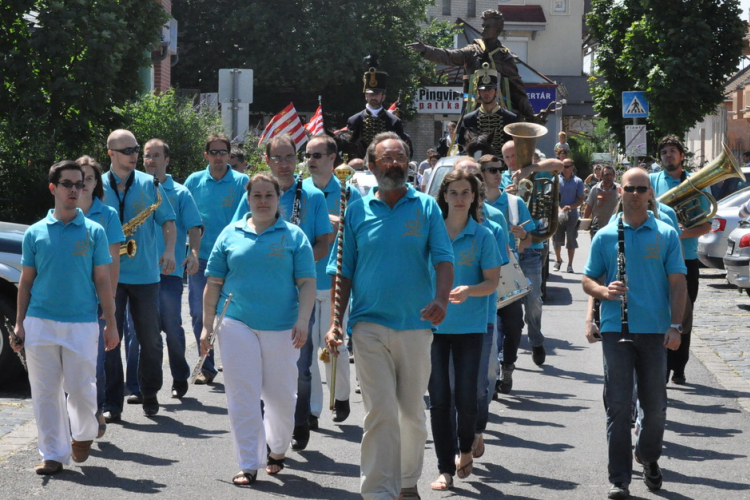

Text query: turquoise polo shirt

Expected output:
[84,197,125,247]
[22,209,112,323]
[483,203,508,234]
[487,191,536,252]
[435,218,501,334]
[608,206,681,235]
[206,214,316,331]
[184,165,249,261]
[482,218,510,326]
[303,175,362,290]
[650,170,708,260]
[233,175,333,252]
[103,169,176,285]
[327,185,454,331]
[584,214,686,334]
[156,175,204,278]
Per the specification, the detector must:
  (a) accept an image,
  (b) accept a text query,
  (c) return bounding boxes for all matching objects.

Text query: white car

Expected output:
[723,219,750,293]
[697,186,750,269]
[0,221,28,387]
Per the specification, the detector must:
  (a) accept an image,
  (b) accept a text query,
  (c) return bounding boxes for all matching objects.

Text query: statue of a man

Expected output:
[407,9,536,122]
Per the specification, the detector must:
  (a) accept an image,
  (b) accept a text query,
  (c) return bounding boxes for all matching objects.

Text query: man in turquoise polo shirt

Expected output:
[303,134,361,426]
[142,138,203,399]
[102,129,176,421]
[325,132,454,499]
[650,135,711,385]
[233,134,333,452]
[583,168,686,499]
[185,133,249,385]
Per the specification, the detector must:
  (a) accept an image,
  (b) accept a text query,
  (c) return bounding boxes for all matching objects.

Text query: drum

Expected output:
[497,250,532,308]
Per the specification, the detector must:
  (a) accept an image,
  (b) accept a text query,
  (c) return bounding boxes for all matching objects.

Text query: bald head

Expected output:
[621,167,651,187]
[107,129,137,150]
[454,158,480,175]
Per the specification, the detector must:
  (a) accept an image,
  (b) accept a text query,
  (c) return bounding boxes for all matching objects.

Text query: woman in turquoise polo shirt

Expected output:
[201,173,316,486]
[429,170,501,491]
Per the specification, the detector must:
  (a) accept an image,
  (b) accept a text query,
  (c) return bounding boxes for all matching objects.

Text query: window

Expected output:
[442,0,451,16]
[467,0,476,17]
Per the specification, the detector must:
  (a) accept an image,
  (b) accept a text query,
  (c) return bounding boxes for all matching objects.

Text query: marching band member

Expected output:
[201,172,316,485]
[15,160,118,474]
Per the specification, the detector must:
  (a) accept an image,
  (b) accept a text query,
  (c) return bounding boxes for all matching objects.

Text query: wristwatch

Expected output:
[670,323,683,334]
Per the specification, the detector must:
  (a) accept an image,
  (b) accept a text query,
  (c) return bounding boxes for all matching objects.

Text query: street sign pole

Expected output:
[231,69,239,141]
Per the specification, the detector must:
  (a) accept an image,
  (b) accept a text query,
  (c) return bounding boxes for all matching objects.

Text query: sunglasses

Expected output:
[208,149,229,156]
[481,167,504,174]
[623,185,649,193]
[112,145,140,156]
[57,180,85,190]
[303,152,325,159]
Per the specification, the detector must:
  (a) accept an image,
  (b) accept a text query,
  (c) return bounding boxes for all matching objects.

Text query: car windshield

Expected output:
[719,186,750,207]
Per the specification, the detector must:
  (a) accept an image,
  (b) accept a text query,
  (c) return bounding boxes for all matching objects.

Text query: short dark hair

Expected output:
[75,155,104,200]
[478,154,501,168]
[366,132,410,165]
[743,151,750,159]
[146,138,170,158]
[308,134,337,156]
[481,9,505,30]
[205,133,231,153]
[657,134,685,155]
[230,147,245,162]
[436,169,481,222]
[266,134,296,157]
[49,160,83,185]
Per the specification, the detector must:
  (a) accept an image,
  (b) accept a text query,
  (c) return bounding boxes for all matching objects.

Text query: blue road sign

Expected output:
[622,91,649,118]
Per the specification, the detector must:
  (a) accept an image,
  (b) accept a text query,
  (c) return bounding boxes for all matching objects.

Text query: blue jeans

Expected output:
[475,323,495,433]
[496,299,524,367]
[123,304,138,394]
[125,275,191,388]
[188,258,217,375]
[294,306,316,426]
[519,248,545,348]
[428,332,483,475]
[104,282,163,413]
[602,332,668,484]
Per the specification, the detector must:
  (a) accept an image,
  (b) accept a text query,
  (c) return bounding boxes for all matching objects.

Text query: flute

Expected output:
[190,293,233,384]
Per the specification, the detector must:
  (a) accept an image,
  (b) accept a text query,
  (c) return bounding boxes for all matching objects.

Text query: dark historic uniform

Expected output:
[458,105,519,154]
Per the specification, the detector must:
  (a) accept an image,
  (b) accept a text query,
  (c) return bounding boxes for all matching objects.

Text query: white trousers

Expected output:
[353,322,433,500]
[24,317,98,464]
[310,290,351,417]
[217,317,300,471]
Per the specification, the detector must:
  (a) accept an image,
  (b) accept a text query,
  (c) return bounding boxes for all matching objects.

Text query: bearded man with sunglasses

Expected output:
[101,129,176,421]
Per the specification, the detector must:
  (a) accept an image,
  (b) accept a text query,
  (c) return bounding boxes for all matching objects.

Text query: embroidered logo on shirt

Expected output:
[458,239,476,266]
[73,230,91,257]
[403,208,422,237]
[644,232,662,259]
[268,234,287,257]
[222,187,238,207]
[132,191,148,214]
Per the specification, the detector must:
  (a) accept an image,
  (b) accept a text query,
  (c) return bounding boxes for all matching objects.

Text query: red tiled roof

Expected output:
[498,5,546,24]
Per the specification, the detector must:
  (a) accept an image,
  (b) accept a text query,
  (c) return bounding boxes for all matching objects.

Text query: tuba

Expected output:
[504,123,559,243]
[657,144,745,229]
[119,178,163,257]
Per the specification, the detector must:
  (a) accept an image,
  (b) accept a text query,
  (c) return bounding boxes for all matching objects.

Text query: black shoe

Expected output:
[497,363,514,394]
[643,461,663,491]
[126,392,143,404]
[103,410,121,423]
[143,396,159,417]
[333,399,351,423]
[308,414,319,431]
[608,482,630,499]
[532,345,546,366]
[291,423,310,450]
[671,373,687,385]
[171,380,189,399]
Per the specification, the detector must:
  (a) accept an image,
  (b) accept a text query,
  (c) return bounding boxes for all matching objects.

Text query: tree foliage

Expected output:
[172,0,456,125]
[587,0,745,153]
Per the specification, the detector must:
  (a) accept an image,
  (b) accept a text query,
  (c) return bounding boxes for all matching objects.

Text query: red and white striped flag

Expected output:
[258,103,308,149]
[388,100,399,112]
[304,106,324,136]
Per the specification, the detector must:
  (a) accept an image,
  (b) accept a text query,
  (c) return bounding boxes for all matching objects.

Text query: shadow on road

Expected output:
[90,441,179,466]
[50,465,167,493]
[118,414,230,439]
[664,440,747,462]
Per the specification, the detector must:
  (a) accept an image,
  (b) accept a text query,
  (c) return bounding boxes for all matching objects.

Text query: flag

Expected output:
[258,103,308,149]
[388,101,399,112]
[304,105,324,136]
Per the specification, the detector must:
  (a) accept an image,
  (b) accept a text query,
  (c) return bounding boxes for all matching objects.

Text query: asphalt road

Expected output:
[1,236,750,499]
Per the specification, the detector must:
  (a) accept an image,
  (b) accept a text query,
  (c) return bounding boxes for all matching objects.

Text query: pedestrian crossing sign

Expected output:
[622,91,649,118]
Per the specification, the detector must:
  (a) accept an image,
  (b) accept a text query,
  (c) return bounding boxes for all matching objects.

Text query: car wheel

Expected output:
[0,294,25,388]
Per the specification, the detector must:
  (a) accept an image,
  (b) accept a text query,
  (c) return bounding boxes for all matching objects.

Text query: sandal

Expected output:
[455,454,473,479]
[471,433,485,459]
[430,472,454,490]
[266,454,286,475]
[232,470,257,486]
[96,412,107,439]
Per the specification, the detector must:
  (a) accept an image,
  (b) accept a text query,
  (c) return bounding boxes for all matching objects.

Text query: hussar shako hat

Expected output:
[362,54,388,93]
[475,62,498,90]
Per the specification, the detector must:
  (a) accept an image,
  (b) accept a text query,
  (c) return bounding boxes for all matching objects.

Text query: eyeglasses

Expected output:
[623,185,649,193]
[112,145,140,156]
[481,167,504,175]
[303,152,325,159]
[269,154,297,164]
[57,180,85,190]
[375,155,408,165]
[208,149,229,156]
[143,154,162,160]
[563,164,573,168]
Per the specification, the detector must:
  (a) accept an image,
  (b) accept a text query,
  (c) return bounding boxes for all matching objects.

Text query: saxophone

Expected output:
[119,178,162,257]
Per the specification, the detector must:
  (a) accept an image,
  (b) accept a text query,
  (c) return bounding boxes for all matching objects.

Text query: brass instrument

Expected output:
[504,123,559,243]
[119,178,162,257]
[657,144,745,229]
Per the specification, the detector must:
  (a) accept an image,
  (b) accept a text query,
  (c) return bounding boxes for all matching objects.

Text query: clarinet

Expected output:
[4,316,27,372]
[190,293,233,383]
[617,217,632,343]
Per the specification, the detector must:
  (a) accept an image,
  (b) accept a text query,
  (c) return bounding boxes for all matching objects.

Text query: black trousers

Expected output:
[668,258,699,376]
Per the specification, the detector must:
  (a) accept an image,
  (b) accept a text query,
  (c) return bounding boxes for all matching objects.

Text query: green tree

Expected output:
[172,0,455,125]
[587,0,745,153]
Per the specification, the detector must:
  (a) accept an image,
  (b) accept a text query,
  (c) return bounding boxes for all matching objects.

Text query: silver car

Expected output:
[723,220,750,292]
[697,186,750,269]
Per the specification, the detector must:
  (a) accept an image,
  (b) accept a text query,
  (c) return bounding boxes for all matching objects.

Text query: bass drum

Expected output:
[497,250,532,309]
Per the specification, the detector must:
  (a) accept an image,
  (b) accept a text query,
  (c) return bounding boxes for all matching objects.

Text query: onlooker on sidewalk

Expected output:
[553,159,584,273]
[584,165,620,237]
